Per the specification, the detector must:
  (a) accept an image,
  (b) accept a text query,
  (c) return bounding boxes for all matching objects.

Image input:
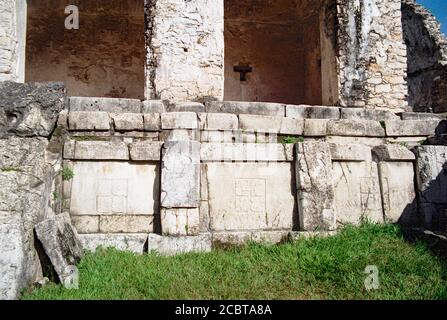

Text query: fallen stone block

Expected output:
[35,213,84,284]
[69,97,142,113]
[68,111,111,131]
[286,105,340,119]
[384,120,441,137]
[147,233,212,255]
[129,141,163,161]
[79,233,148,254]
[327,119,385,137]
[206,101,285,117]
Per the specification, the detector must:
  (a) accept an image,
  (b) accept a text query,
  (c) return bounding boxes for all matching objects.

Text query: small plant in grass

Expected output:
[61,167,74,181]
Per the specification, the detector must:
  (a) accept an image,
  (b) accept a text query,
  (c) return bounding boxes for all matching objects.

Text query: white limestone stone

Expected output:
[384,120,441,137]
[200,143,289,162]
[373,144,416,161]
[69,97,142,113]
[99,215,154,233]
[286,105,340,119]
[341,108,399,121]
[147,233,212,256]
[79,234,148,254]
[73,141,129,160]
[327,119,385,137]
[70,161,159,216]
[142,100,166,114]
[161,208,200,236]
[71,215,100,234]
[204,113,238,130]
[112,113,144,131]
[129,141,163,161]
[161,112,198,130]
[303,119,329,136]
[207,101,285,116]
[205,163,295,231]
[239,114,304,135]
[68,111,110,131]
[330,143,372,162]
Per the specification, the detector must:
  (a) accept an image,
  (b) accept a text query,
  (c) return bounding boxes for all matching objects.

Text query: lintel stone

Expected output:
[73,140,129,160]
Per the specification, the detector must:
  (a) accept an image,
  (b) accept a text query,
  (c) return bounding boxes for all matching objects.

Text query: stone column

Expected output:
[145,0,224,102]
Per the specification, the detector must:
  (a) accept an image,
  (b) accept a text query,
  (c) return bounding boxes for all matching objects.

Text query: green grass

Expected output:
[22,224,447,300]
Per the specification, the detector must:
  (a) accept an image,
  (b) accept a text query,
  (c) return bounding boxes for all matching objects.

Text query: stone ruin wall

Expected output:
[402,0,447,113]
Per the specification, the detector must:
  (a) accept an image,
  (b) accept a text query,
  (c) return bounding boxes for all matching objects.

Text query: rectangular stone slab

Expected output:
[205,162,295,231]
[70,161,160,216]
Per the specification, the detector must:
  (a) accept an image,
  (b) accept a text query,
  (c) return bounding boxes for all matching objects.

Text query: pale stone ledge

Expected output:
[142,100,166,114]
[129,141,163,161]
[161,112,198,130]
[112,113,144,131]
[341,108,399,121]
[239,114,304,135]
[68,111,111,131]
[400,112,444,121]
[71,140,129,160]
[143,113,161,131]
[161,208,200,236]
[161,141,200,208]
[147,233,212,256]
[327,119,386,137]
[79,234,148,254]
[200,143,291,162]
[286,105,340,119]
[329,143,372,162]
[372,144,416,161]
[99,215,154,233]
[69,97,142,113]
[384,120,441,137]
[170,102,205,113]
[206,101,285,117]
[295,142,336,231]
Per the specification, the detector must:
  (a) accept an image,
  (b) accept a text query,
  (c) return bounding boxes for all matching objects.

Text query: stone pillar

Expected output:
[337,0,408,110]
[146,0,224,102]
[414,146,447,231]
[295,141,336,231]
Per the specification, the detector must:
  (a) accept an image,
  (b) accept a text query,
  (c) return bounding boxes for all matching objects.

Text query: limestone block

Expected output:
[69,97,142,113]
[201,131,236,143]
[286,105,340,119]
[401,112,443,121]
[161,112,198,130]
[207,101,285,117]
[304,119,329,136]
[147,233,212,256]
[143,113,162,131]
[161,208,200,236]
[205,163,295,231]
[332,162,384,225]
[204,113,238,130]
[200,143,289,162]
[142,100,166,114]
[295,142,336,231]
[57,110,69,129]
[384,120,441,137]
[239,114,304,135]
[68,112,110,131]
[70,162,160,216]
[414,146,447,229]
[326,136,386,148]
[71,216,99,234]
[63,140,75,159]
[161,141,200,208]
[379,162,416,223]
[341,108,399,121]
[79,234,148,254]
[129,141,163,161]
[373,144,416,161]
[163,129,199,142]
[327,120,385,137]
[73,141,129,160]
[112,113,144,131]
[99,216,154,233]
[329,143,372,161]
[35,213,84,285]
[171,102,205,113]
[289,231,337,241]
[212,232,252,246]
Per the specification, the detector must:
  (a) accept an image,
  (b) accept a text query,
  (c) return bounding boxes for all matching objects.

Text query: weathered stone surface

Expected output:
[143,113,161,131]
[341,108,399,121]
[373,144,416,161]
[379,162,416,223]
[161,112,198,130]
[112,113,144,131]
[147,233,212,256]
[200,143,289,162]
[129,141,163,161]
[163,129,198,142]
[69,97,142,113]
[72,141,129,160]
[170,102,205,113]
[303,119,329,136]
[329,143,372,161]
[70,161,159,216]
[201,130,256,143]
[205,163,295,231]
[401,112,444,121]
[204,113,238,130]
[239,114,304,135]
[0,136,55,300]
[207,101,285,117]
[142,100,166,114]
[63,140,76,159]
[161,208,200,236]
[0,81,65,138]
[68,111,110,131]
[212,231,290,246]
[161,141,200,208]
[79,234,148,254]
[326,136,386,148]
[289,231,337,241]
[384,120,441,137]
[327,120,385,137]
[295,142,336,231]
[71,216,100,234]
[286,105,340,119]
[414,146,447,229]
[35,213,84,284]
[333,162,384,226]
[99,216,154,233]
